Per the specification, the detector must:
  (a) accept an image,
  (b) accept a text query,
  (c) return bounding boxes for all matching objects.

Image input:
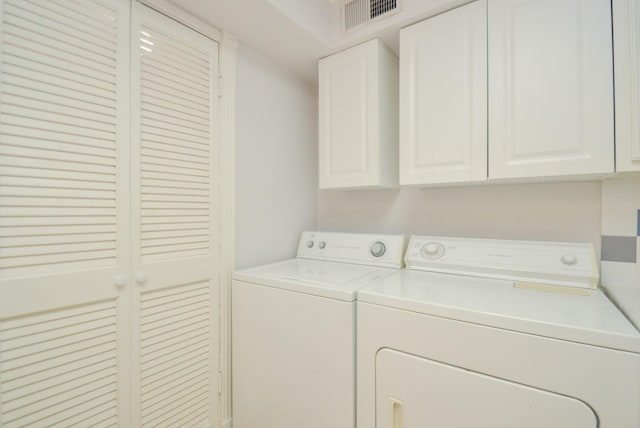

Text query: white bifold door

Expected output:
[130,3,220,427]
[0,0,132,425]
[0,1,220,426]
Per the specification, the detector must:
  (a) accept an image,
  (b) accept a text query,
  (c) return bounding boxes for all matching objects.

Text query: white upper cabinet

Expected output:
[488,0,614,180]
[613,0,640,172]
[399,0,615,186]
[400,0,487,185]
[319,39,399,189]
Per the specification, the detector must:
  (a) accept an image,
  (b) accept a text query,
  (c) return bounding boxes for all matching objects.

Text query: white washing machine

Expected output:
[357,235,640,428]
[232,231,405,428]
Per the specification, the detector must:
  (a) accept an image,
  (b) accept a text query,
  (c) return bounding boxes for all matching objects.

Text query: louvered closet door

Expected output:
[0,0,130,426]
[130,3,220,426]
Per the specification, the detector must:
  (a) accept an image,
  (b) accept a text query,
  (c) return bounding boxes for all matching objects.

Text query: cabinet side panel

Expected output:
[378,43,399,187]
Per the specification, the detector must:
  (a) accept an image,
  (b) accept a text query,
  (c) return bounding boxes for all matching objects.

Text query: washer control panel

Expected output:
[297,231,405,268]
[406,235,599,289]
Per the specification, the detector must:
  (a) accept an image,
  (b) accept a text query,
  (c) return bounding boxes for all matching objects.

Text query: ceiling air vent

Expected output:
[343,0,399,32]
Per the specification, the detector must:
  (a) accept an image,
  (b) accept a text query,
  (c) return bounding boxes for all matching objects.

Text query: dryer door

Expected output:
[376,349,597,428]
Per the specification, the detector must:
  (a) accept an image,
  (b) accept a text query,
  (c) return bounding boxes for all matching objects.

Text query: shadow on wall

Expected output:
[317,180,602,256]
[235,44,318,269]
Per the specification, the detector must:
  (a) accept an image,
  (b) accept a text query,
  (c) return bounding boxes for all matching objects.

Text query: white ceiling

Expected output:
[170,0,470,84]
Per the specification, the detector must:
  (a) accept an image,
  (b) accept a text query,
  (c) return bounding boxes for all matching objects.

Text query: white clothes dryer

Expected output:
[357,236,640,428]
[232,231,405,428]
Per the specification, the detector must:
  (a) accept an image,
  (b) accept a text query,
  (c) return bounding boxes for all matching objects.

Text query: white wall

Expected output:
[235,44,318,268]
[318,181,602,256]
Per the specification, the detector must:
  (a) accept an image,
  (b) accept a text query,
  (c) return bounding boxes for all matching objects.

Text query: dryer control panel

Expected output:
[297,231,405,268]
[405,236,599,289]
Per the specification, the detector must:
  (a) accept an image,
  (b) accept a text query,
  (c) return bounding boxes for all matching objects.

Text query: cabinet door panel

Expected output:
[613,0,640,172]
[319,42,379,188]
[131,3,219,425]
[400,0,487,185]
[329,60,369,174]
[489,0,614,179]
[0,0,131,426]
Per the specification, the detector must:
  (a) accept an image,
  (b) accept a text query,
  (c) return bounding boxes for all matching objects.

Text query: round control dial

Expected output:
[420,242,445,260]
[370,241,387,258]
[561,254,577,265]
[318,241,326,249]
[306,240,314,248]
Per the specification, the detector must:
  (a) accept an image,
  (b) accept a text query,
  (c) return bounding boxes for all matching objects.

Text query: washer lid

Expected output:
[358,269,640,353]
[233,258,398,301]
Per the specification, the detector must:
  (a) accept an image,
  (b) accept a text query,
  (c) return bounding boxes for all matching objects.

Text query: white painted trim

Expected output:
[221,418,233,428]
[628,0,640,161]
[613,0,640,172]
[137,0,223,42]
[219,30,238,427]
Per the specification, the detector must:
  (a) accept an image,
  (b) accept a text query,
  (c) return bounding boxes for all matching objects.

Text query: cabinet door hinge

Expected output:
[218,76,224,98]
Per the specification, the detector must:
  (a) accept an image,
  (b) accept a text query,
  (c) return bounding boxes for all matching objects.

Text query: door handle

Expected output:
[388,397,404,428]
[114,275,127,288]
[136,272,147,284]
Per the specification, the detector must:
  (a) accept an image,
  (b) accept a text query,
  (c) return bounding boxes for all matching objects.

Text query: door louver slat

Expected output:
[0,0,120,278]
[0,301,118,428]
[139,282,211,426]
[138,21,212,262]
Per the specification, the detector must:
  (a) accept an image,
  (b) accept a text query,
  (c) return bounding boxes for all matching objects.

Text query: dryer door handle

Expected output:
[388,397,404,428]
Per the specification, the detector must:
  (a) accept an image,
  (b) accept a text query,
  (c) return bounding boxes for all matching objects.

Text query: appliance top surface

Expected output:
[234,258,399,301]
[358,269,640,353]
